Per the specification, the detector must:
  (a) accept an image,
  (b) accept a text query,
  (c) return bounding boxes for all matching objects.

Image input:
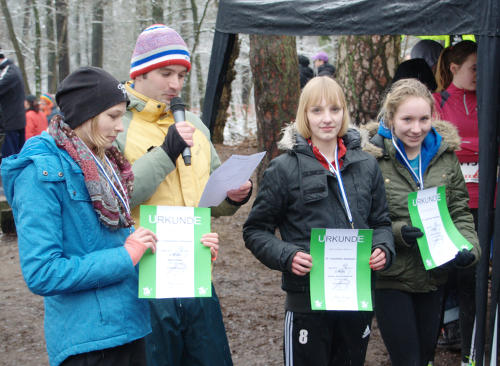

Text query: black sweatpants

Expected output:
[374,288,444,366]
[60,338,147,366]
[284,310,373,366]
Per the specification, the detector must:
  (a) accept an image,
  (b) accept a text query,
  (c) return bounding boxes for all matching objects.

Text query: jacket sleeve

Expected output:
[446,153,480,265]
[0,64,20,96]
[367,158,395,269]
[12,163,136,296]
[127,146,175,208]
[243,158,301,272]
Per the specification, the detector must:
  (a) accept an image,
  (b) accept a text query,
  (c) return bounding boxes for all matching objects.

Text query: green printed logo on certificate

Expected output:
[310,228,373,311]
[138,205,212,299]
[408,186,473,270]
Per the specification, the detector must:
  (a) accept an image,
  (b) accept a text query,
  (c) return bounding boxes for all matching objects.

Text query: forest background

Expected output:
[1,0,421,148]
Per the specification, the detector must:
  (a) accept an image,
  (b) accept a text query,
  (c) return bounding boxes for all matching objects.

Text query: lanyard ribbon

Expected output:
[319,146,354,229]
[86,146,131,215]
[391,136,424,190]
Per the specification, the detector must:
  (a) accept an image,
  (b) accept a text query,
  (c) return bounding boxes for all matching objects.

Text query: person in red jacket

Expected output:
[433,40,477,365]
[25,95,48,140]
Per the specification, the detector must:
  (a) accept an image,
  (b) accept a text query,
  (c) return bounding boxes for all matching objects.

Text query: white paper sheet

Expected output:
[198,152,266,207]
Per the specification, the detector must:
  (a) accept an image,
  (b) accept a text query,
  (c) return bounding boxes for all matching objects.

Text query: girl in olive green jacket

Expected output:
[363,78,480,366]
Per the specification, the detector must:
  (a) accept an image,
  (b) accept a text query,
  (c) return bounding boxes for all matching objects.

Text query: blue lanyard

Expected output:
[86,146,131,215]
[319,146,354,229]
[391,136,424,190]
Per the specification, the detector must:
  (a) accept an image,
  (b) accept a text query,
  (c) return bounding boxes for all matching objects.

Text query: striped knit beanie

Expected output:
[130,24,191,79]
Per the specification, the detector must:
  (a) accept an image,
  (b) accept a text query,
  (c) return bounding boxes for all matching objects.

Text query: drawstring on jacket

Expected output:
[463,93,469,116]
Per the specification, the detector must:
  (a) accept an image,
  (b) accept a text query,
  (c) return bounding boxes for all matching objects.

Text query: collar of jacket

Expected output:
[362,119,461,169]
[0,58,10,70]
[278,122,367,170]
[125,81,175,124]
[447,82,476,98]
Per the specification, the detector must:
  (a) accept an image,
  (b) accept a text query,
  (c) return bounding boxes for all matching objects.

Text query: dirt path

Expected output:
[0,142,462,366]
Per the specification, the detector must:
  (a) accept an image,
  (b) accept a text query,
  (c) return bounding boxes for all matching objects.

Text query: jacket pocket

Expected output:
[301,170,328,203]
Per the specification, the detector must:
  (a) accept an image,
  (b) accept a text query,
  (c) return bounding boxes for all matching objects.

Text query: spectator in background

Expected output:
[0,47,26,158]
[40,93,60,124]
[25,95,48,140]
[433,40,478,365]
[392,58,437,92]
[298,54,313,88]
[312,51,336,78]
[411,39,444,74]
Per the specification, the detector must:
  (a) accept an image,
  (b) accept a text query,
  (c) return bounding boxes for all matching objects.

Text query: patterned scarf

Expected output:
[48,115,135,229]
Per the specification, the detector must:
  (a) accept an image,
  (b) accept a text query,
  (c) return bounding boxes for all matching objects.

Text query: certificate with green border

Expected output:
[138,205,211,298]
[310,228,373,311]
[408,186,473,270]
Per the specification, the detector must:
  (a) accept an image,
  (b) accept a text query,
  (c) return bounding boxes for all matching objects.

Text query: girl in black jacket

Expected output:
[243,76,394,366]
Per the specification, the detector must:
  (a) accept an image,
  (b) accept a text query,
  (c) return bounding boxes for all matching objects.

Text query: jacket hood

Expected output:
[278,122,361,152]
[361,119,461,159]
[1,133,60,204]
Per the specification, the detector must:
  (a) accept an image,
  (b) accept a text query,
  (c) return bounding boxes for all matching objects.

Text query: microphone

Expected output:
[170,97,191,166]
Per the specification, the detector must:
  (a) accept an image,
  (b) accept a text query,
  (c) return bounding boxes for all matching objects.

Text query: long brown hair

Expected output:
[435,40,477,92]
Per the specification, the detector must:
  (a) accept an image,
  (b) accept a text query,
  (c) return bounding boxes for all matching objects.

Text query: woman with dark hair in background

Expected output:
[433,40,478,365]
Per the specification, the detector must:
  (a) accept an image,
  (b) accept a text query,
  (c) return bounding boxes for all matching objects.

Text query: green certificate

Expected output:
[138,205,212,299]
[408,186,473,270]
[310,228,373,311]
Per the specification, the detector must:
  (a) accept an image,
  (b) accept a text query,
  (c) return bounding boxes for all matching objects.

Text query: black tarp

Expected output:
[202,1,500,364]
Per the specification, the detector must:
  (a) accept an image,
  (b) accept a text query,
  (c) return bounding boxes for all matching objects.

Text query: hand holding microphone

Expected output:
[170,97,192,166]
[161,97,195,166]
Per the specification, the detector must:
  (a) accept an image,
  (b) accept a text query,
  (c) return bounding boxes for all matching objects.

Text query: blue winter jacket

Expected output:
[1,132,151,366]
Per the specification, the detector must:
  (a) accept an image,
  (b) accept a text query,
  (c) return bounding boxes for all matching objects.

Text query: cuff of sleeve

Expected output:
[393,221,412,248]
[225,179,253,206]
[373,244,392,270]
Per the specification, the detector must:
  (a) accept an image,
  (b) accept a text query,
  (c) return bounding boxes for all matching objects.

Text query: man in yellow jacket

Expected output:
[116,24,252,366]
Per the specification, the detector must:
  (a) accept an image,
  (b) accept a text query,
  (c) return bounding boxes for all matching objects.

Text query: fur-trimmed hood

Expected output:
[278,122,361,152]
[360,119,462,159]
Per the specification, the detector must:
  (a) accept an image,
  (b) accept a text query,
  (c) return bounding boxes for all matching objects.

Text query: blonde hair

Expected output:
[295,76,350,139]
[74,117,109,158]
[378,78,435,129]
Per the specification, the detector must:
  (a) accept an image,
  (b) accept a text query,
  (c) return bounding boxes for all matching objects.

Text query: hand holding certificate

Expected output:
[138,205,212,299]
[408,186,473,270]
[309,228,373,311]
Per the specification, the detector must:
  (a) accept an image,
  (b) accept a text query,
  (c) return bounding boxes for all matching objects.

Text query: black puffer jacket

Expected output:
[0,59,26,131]
[243,124,394,312]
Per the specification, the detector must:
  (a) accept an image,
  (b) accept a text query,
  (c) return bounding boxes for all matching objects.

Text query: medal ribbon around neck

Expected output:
[319,145,354,228]
[391,136,424,190]
[85,145,131,215]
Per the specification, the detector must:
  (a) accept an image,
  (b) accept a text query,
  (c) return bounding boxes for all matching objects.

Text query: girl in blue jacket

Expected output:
[1,67,159,366]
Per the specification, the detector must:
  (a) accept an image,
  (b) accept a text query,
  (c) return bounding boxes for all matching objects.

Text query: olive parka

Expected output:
[243,123,394,312]
[361,120,480,293]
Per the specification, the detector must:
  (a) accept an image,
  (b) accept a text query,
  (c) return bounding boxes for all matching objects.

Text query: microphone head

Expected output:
[170,97,185,112]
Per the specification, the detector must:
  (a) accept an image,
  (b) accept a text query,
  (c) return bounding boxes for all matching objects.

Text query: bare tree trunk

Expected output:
[0,0,31,94]
[166,0,172,25]
[45,0,57,92]
[56,0,70,81]
[136,0,149,34]
[212,34,239,144]
[250,35,300,184]
[91,0,104,67]
[33,1,42,95]
[22,0,33,46]
[180,0,191,107]
[189,0,211,110]
[336,35,400,124]
[152,0,164,23]
[73,1,81,66]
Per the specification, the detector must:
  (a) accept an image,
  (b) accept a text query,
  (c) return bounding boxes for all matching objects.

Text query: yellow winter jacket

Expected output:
[116,82,238,225]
